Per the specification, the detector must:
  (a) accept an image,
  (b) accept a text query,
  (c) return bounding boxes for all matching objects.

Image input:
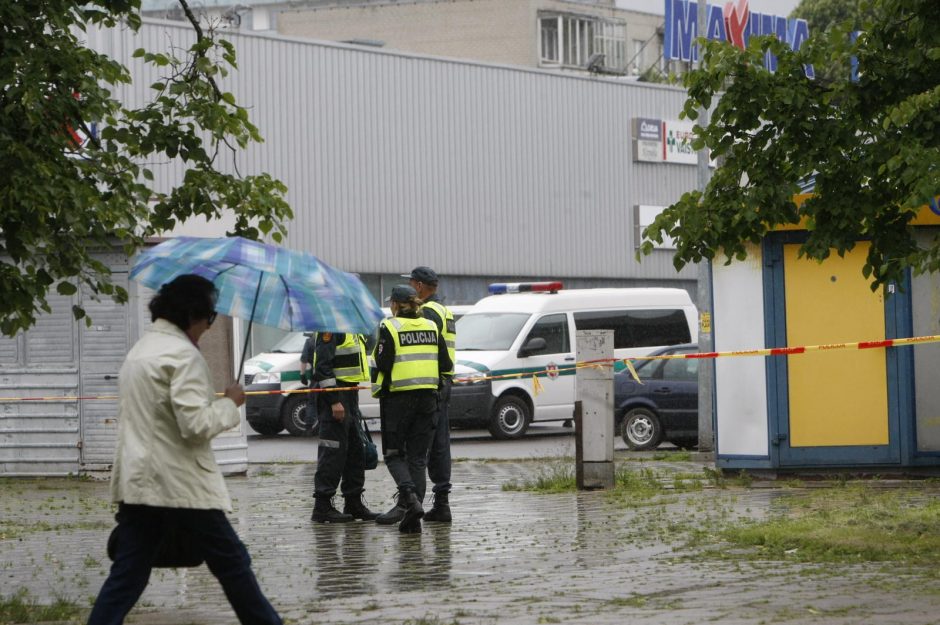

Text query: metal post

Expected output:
[696,0,715,452]
[575,329,615,489]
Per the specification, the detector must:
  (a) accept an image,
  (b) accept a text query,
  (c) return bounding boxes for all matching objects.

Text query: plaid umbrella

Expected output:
[130,236,383,376]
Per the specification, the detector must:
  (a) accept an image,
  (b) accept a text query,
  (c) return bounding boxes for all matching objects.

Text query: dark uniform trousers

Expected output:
[380,389,437,501]
[313,382,367,499]
[426,376,452,496]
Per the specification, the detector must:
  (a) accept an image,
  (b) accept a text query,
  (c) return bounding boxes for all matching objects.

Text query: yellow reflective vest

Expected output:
[422,300,455,376]
[372,316,440,396]
[315,333,368,383]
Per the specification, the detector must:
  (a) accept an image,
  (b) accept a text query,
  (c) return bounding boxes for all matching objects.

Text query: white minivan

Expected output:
[244,305,473,436]
[450,283,698,440]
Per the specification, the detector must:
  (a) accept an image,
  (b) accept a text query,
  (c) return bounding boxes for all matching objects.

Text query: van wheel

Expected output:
[283,395,318,437]
[248,421,284,436]
[621,408,662,451]
[488,395,530,440]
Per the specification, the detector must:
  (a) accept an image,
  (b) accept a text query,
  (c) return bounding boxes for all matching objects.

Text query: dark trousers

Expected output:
[313,385,366,499]
[87,504,281,625]
[427,377,453,497]
[380,390,436,500]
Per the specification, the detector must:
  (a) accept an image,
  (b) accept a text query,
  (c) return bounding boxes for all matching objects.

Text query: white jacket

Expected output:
[110,319,240,511]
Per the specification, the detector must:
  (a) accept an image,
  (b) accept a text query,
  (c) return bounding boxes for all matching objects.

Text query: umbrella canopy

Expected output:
[130,236,384,378]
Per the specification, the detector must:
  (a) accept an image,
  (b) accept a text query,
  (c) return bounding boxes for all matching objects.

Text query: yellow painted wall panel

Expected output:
[784,243,889,446]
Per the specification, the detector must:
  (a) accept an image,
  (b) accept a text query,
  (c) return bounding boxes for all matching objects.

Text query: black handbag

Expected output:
[358,417,379,470]
[107,516,204,568]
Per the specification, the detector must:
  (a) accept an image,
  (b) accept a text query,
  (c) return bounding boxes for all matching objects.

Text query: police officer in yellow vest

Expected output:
[372,285,452,533]
[302,330,377,523]
[405,266,456,522]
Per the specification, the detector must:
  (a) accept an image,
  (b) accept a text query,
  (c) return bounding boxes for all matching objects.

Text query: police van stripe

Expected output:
[457,362,577,379]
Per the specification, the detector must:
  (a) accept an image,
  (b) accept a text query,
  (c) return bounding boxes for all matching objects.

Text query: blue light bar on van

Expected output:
[488,281,563,295]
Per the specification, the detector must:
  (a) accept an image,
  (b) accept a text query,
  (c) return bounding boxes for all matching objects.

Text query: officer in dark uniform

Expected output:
[405,266,456,522]
[303,330,378,523]
[372,285,452,533]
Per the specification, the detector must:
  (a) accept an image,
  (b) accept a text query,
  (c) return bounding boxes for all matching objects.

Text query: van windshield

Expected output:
[456,313,530,351]
[269,332,309,353]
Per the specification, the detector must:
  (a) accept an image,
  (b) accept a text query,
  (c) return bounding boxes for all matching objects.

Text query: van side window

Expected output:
[573,309,691,349]
[525,313,569,354]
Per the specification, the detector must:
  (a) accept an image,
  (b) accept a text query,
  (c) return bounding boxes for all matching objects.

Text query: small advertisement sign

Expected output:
[633,117,663,163]
[634,205,676,250]
[662,119,697,165]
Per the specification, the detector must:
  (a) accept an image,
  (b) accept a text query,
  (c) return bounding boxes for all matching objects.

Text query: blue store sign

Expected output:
[664,0,812,77]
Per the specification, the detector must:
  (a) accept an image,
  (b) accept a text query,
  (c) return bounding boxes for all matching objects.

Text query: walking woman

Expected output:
[87,274,282,625]
[372,285,452,533]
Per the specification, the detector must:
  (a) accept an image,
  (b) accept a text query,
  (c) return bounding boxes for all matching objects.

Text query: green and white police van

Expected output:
[450,283,698,440]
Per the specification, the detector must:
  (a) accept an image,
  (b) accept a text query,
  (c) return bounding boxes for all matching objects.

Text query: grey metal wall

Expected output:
[0,253,249,477]
[86,19,697,285]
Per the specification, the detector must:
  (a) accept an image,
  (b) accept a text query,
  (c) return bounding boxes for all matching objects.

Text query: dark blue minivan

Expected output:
[614,343,699,450]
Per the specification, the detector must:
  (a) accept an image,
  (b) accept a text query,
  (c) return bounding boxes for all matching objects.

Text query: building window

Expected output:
[540,16,559,63]
[539,12,626,72]
[632,38,645,74]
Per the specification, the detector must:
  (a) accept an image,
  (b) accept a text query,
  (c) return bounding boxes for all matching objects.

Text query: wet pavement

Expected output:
[2,457,940,625]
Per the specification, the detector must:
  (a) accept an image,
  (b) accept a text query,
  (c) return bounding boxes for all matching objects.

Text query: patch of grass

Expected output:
[606,595,648,608]
[620,450,694,462]
[0,589,84,623]
[503,463,575,493]
[711,485,940,564]
[504,463,712,497]
[0,519,109,541]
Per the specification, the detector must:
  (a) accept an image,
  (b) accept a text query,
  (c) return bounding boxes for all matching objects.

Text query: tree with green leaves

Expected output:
[0,1,292,336]
[641,0,940,290]
[790,0,876,32]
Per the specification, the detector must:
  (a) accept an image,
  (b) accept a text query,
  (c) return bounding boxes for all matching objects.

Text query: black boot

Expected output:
[375,492,406,525]
[423,491,452,523]
[343,493,378,521]
[311,496,354,523]
[398,491,424,534]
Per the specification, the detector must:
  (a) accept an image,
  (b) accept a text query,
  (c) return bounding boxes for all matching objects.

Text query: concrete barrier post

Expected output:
[575,329,615,489]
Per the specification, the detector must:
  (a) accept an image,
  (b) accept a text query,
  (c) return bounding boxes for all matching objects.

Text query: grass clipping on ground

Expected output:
[503,461,940,565]
[0,590,83,624]
[713,484,940,564]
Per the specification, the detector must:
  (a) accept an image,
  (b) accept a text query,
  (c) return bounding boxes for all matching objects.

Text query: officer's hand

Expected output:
[331,402,345,422]
[224,383,246,407]
[300,371,310,386]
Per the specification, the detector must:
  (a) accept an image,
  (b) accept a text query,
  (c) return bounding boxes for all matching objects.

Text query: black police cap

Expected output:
[402,266,439,285]
[385,284,417,303]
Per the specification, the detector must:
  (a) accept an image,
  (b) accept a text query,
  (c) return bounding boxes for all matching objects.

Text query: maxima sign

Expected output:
[664,0,812,77]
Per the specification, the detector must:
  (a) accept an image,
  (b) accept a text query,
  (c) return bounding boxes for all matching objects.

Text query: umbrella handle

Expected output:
[235,275,263,383]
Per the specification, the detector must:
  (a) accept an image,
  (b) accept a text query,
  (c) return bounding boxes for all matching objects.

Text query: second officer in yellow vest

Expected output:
[405,266,456,523]
[372,285,452,533]
[305,331,378,523]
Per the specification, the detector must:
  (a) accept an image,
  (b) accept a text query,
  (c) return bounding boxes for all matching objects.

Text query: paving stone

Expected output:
[1,460,938,625]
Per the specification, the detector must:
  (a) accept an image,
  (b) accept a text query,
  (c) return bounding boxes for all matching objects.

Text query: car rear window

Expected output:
[573,309,691,349]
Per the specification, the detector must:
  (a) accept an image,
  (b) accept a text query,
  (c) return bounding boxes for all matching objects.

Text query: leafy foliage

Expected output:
[790,0,877,32]
[640,0,940,290]
[0,1,292,336]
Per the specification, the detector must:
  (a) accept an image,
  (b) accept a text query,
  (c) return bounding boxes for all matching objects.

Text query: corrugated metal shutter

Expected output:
[0,334,19,363]
[79,274,129,470]
[0,294,80,476]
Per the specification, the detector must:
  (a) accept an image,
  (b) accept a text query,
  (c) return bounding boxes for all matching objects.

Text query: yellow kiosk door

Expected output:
[768,238,901,466]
